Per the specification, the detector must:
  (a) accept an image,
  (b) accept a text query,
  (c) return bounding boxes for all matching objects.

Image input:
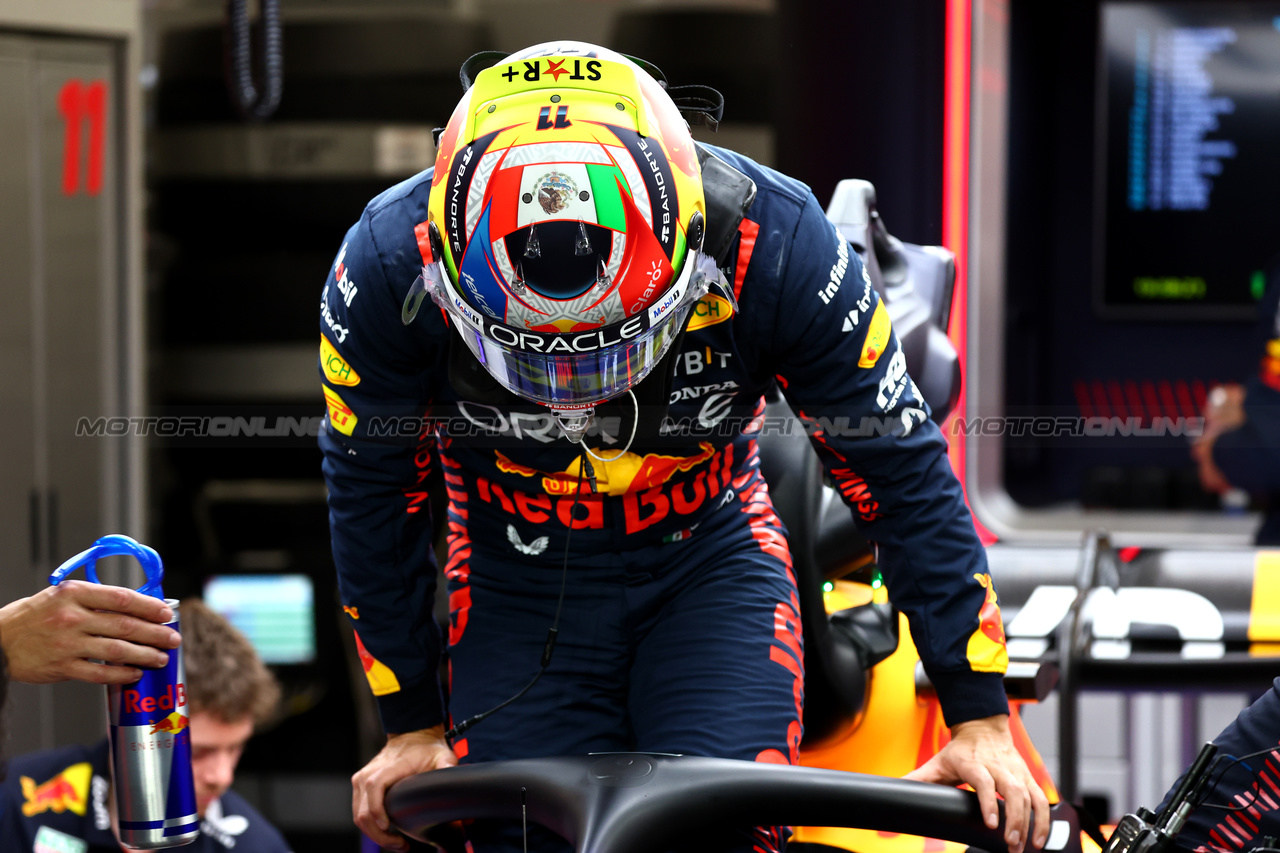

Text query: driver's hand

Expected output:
[353,725,458,852]
[904,714,1049,853]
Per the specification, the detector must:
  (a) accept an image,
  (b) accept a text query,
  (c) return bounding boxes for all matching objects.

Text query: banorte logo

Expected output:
[636,68,700,181]
[966,573,1009,673]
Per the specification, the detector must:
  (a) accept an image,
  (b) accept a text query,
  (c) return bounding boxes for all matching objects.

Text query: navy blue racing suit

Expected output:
[1158,679,1280,852]
[319,145,1010,852]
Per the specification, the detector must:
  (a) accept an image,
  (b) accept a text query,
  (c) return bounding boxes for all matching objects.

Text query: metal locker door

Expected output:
[0,35,122,754]
[0,36,49,753]
[37,38,118,569]
[35,36,120,750]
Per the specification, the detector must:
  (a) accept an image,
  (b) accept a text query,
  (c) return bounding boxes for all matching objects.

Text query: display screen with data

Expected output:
[1098,2,1280,318]
[203,574,316,665]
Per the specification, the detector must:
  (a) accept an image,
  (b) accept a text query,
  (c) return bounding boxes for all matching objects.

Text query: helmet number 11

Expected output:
[537,105,572,130]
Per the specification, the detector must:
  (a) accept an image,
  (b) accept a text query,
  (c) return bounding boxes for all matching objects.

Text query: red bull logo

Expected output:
[495,442,717,497]
[123,682,185,715]
[148,710,189,736]
[21,762,91,817]
[482,442,734,535]
[966,573,1009,673]
[494,452,587,496]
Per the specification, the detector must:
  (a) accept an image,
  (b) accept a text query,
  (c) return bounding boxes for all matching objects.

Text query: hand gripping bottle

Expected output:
[50,534,198,849]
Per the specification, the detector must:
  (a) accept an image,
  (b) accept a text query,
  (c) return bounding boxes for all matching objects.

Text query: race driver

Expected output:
[318,42,1048,853]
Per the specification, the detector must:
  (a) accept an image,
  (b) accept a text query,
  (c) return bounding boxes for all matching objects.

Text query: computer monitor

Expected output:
[1097,2,1280,320]
[203,573,317,665]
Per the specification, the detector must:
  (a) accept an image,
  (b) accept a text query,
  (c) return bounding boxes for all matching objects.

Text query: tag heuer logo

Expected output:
[34,825,88,853]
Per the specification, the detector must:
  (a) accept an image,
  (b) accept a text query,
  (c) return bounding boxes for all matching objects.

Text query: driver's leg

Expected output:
[627,469,803,853]
[445,529,633,853]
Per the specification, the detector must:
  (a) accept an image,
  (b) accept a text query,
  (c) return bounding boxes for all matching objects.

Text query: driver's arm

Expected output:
[763,192,1047,853]
[768,195,1007,728]
[318,197,454,851]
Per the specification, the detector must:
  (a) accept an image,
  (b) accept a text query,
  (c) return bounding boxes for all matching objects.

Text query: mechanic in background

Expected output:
[1192,259,1280,545]
[0,599,292,852]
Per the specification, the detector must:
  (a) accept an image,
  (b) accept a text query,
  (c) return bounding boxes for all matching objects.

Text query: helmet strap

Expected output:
[695,144,758,266]
[549,407,595,445]
[667,84,724,129]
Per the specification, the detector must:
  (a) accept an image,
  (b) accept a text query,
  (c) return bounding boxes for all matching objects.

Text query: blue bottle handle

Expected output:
[48,534,166,600]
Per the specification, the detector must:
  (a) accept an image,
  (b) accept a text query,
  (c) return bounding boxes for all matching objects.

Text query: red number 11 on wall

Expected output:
[57,79,107,196]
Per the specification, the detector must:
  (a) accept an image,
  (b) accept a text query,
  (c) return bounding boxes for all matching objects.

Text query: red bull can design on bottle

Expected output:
[107,600,198,848]
[50,535,198,849]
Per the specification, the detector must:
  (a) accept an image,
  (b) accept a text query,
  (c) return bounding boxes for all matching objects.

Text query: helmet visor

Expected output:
[421,248,718,408]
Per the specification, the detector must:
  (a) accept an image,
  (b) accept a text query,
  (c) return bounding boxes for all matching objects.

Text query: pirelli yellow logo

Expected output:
[321,335,360,387]
[323,386,358,436]
[687,294,734,331]
[857,300,891,369]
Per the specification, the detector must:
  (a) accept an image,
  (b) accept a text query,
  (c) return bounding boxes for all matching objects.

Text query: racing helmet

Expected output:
[416,41,717,412]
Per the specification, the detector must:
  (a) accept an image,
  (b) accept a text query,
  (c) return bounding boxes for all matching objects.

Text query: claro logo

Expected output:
[631,260,666,314]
